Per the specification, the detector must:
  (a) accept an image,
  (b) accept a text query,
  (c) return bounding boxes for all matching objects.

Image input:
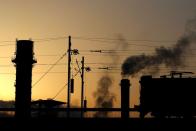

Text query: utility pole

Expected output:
[81,56,84,118]
[67,36,71,117]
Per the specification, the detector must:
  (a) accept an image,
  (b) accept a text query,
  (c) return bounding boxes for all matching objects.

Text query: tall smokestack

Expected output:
[120,79,130,119]
[12,40,37,119]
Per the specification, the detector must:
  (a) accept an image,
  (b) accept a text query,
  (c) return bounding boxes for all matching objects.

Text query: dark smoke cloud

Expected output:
[93,75,115,117]
[93,35,127,117]
[122,17,196,77]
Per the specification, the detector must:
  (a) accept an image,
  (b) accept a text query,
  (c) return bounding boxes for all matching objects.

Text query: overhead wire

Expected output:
[34,36,68,42]
[73,36,176,43]
[52,70,80,100]
[32,52,66,88]
[0,35,196,88]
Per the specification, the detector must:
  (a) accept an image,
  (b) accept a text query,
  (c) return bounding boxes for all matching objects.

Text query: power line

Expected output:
[79,53,196,57]
[32,52,66,88]
[72,37,181,48]
[1,67,196,74]
[2,54,196,59]
[0,54,65,59]
[32,71,69,74]
[35,64,67,66]
[34,36,68,42]
[0,35,189,48]
[3,61,196,67]
[73,36,176,43]
[0,43,15,46]
[52,71,80,100]
[52,84,68,100]
[0,36,177,44]
[0,36,195,51]
[0,36,68,46]
[0,40,15,43]
[36,54,64,56]
[74,38,161,47]
[0,72,68,74]
[80,49,154,52]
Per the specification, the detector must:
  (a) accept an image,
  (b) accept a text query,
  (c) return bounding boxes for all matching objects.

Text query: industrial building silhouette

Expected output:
[139,72,196,118]
[0,40,195,129]
[8,40,196,119]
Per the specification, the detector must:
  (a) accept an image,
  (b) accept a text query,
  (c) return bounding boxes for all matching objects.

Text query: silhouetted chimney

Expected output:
[12,40,36,119]
[120,79,130,119]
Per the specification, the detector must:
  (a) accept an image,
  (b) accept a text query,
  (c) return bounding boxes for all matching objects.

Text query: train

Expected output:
[138,71,196,118]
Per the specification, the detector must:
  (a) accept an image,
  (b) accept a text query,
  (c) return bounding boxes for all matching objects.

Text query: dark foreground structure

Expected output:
[12,40,36,119]
[139,71,196,118]
[121,79,130,119]
[0,118,196,130]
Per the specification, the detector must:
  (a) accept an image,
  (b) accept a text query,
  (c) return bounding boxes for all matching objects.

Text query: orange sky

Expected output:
[0,0,196,108]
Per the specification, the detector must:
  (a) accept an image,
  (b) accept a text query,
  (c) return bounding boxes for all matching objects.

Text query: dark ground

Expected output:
[0,118,196,130]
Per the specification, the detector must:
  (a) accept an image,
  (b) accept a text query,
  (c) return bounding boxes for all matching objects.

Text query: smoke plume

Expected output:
[122,17,196,77]
[93,35,128,117]
[93,75,115,117]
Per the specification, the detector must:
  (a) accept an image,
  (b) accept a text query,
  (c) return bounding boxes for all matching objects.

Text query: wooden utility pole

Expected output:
[81,56,84,118]
[67,36,72,117]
